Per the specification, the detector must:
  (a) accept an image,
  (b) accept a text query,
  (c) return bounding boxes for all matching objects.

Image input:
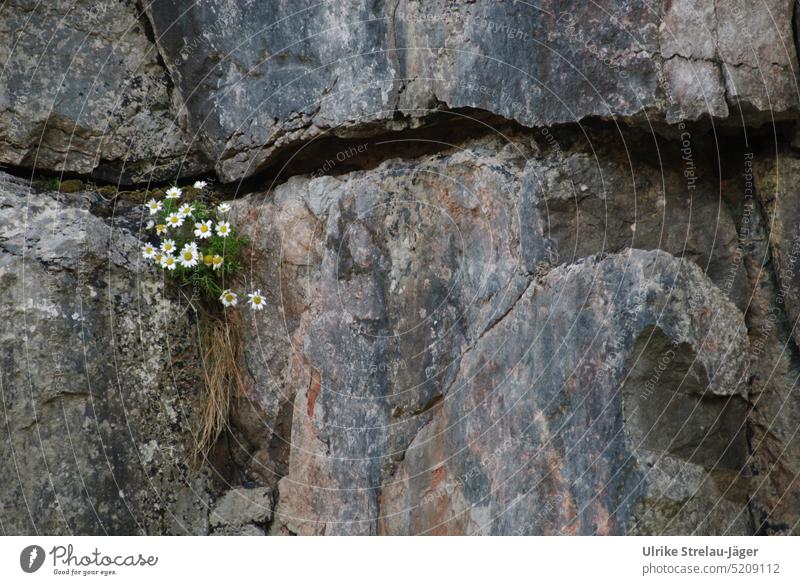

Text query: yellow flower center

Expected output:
[184,252,192,260]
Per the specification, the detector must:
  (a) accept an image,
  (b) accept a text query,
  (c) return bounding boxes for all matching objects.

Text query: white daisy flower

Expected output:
[193,180,208,190]
[216,221,231,237]
[146,220,155,230]
[146,199,162,215]
[156,224,167,235]
[141,243,157,259]
[165,213,184,228]
[219,289,238,307]
[160,239,177,255]
[178,243,200,268]
[194,220,213,239]
[211,255,224,271]
[165,186,182,199]
[217,202,232,214]
[177,203,194,218]
[160,254,177,270]
[247,290,266,311]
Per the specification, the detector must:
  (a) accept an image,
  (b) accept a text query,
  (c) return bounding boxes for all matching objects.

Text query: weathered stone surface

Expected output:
[379,251,750,535]
[754,156,800,350]
[210,487,273,535]
[748,155,800,533]
[4,1,797,184]
[0,172,212,534]
[145,0,799,182]
[229,136,761,534]
[0,1,209,183]
[2,0,800,538]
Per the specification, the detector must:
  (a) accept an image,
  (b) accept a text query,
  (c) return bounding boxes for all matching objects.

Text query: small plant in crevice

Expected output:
[140,180,265,465]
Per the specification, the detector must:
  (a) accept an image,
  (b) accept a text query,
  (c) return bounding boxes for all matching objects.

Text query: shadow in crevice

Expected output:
[621,325,748,471]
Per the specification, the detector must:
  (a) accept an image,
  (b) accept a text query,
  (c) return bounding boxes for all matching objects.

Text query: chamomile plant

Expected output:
[140,184,258,310]
[140,181,261,464]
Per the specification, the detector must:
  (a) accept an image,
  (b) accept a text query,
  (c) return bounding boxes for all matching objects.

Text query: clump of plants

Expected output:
[140,181,267,464]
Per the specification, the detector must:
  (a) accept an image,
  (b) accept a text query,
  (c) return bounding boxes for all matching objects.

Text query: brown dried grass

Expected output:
[192,310,246,465]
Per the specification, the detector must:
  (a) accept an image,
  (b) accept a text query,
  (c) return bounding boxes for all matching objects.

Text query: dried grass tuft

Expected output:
[192,311,246,465]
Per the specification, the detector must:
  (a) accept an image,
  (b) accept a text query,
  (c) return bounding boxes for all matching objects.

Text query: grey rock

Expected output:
[211,524,265,536]
[2,0,800,538]
[749,155,800,533]
[380,250,751,535]
[754,156,800,349]
[210,487,273,534]
[0,173,213,534]
[229,136,760,534]
[145,0,799,182]
[659,0,716,60]
[0,0,210,183]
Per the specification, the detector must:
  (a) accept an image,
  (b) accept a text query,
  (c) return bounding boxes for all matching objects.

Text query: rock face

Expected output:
[2,1,800,536]
[379,252,750,535]
[0,1,209,183]
[4,1,798,181]
[0,173,214,534]
[228,135,760,534]
[749,157,800,533]
[209,487,273,535]
[144,0,798,181]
